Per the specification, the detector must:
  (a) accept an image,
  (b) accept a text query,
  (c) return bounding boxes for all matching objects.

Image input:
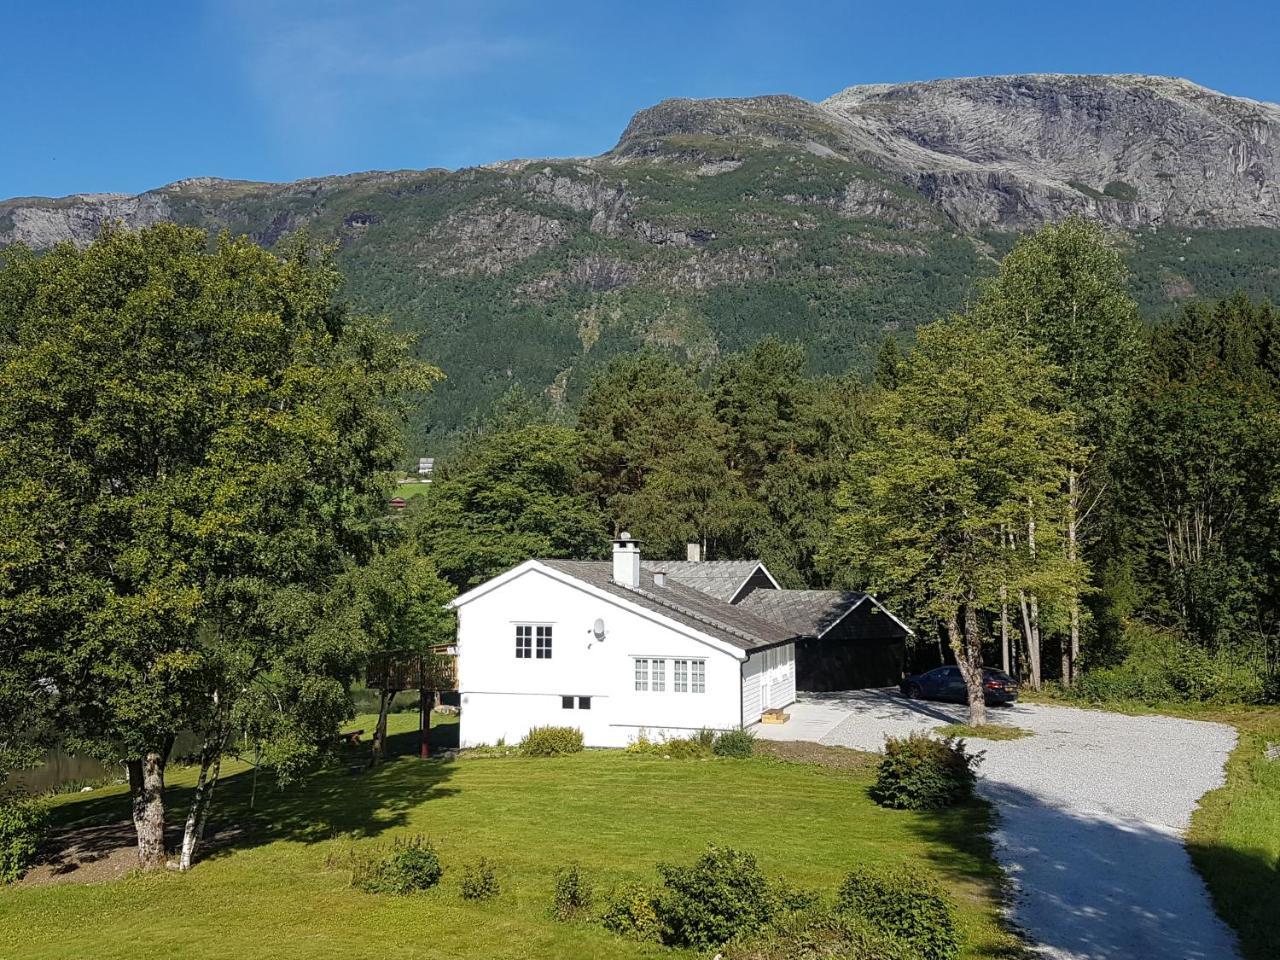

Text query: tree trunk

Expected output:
[1066,468,1081,684]
[179,734,225,871]
[370,687,398,766]
[999,584,1010,675]
[127,750,168,871]
[1018,591,1042,690]
[947,605,987,726]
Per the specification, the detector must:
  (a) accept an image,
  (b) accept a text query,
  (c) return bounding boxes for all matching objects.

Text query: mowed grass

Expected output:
[0,714,1021,960]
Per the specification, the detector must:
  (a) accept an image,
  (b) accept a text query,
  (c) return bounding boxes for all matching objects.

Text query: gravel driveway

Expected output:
[756,690,1241,960]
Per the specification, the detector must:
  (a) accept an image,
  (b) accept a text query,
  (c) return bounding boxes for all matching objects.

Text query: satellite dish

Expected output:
[592,618,606,641]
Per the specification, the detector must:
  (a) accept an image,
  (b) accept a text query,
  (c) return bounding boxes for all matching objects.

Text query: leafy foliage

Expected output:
[519,726,584,757]
[460,857,501,900]
[0,795,48,883]
[552,862,594,920]
[600,882,662,941]
[722,907,914,960]
[713,728,758,758]
[412,424,608,589]
[655,844,775,948]
[354,836,443,895]
[871,733,981,811]
[835,866,961,960]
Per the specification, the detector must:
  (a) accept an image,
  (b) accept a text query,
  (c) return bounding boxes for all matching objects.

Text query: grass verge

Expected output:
[934,724,1033,742]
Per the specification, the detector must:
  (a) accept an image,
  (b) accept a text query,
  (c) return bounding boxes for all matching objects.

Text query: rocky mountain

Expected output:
[4,74,1280,439]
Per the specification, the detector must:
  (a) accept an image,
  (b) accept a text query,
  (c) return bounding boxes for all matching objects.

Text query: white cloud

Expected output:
[219,0,534,147]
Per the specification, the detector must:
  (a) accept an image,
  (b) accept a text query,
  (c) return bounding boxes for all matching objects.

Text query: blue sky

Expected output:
[4,0,1278,199]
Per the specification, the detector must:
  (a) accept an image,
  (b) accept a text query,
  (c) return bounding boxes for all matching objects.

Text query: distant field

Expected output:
[0,715,1020,960]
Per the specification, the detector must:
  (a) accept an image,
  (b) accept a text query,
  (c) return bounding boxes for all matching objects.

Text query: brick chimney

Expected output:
[612,531,641,588]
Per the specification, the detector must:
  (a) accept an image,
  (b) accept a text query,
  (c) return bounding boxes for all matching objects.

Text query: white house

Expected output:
[450,533,800,748]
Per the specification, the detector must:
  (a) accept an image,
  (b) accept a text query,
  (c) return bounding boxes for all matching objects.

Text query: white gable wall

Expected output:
[741,644,797,722]
[456,565,747,748]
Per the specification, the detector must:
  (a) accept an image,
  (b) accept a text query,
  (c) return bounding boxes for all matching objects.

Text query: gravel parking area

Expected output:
[759,690,1241,960]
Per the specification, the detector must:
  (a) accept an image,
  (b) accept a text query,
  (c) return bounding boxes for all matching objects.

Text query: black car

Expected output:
[900,666,1019,705]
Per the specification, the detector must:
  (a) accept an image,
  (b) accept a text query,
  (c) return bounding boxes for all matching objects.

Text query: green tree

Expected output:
[828,315,1081,722]
[577,353,748,559]
[413,424,609,588]
[0,225,436,869]
[973,218,1144,681]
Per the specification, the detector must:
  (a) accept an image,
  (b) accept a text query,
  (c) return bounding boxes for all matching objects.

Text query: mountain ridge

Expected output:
[3,74,1279,441]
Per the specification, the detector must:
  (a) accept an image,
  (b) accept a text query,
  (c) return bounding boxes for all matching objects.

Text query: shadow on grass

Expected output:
[901,778,1252,960]
[43,722,463,873]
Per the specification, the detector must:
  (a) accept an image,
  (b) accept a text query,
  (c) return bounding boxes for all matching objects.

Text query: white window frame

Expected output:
[674,659,689,693]
[692,659,706,694]
[652,658,666,692]
[515,624,532,659]
[634,658,649,691]
[535,624,553,659]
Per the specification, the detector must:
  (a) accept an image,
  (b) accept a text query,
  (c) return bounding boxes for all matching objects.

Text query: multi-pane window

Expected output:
[636,658,705,693]
[691,660,706,693]
[536,625,553,659]
[674,660,689,693]
[651,658,666,692]
[562,695,592,710]
[515,625,532,659]
[634,658,649,691]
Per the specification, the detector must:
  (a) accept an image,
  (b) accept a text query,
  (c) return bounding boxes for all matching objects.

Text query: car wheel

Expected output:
[904,683,922,700]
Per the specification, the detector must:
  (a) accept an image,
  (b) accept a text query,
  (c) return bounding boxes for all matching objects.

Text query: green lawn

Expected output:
[0,715,1021,960]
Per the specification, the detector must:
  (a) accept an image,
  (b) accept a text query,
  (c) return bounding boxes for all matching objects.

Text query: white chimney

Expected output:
[612,532,641,588]
[686,542,701,563]
[653,570,667,587]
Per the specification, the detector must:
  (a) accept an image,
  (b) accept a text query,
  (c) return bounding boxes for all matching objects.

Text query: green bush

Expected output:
[460,857,500,900]
[871,733,980,810]
[0,795,49,883]
[723,907,914,960]
[767,879,823,916]
[519,726,584,757]
[626,733,712,759]
[353,836,442,894]
[656,844,774,948]
[694,727,718,750]
[1070,625,1271,706]
[836,867,960,960]
[552,862,593,920]
[713,728,756,758]
[600,881,662,941]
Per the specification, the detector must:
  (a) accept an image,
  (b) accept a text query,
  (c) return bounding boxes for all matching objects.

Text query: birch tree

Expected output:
[828,314,1080,723]
[973,218,1143,682]
[0,225,437,870]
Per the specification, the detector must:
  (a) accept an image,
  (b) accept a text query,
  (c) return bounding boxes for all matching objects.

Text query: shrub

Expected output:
[601,881,662,941]
[520,726,584,757]
[460,857,500,900]
[353,836,442,894]
[767,879,823,916]
[552,862,593,920]
[870,733,980,810]
[836,867,960,960]
[713,728,756,758]
[656,844,774,947]
[694,727,718,750]
[0,795,49,883]
[627,733,712,759]
[723,907,914,960]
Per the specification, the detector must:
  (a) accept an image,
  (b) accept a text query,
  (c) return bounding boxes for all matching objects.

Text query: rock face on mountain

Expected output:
[3,75,1279,438]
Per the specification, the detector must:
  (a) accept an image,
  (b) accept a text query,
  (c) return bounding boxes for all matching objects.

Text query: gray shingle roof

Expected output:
[540,560,798,653]
[737,589,869,637]
[640,560,764,603]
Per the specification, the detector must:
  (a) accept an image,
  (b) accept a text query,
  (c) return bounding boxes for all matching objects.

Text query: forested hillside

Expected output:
[4,75,1280,444]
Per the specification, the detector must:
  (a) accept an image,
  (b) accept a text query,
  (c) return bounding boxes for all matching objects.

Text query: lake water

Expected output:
[12,731,204,795]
